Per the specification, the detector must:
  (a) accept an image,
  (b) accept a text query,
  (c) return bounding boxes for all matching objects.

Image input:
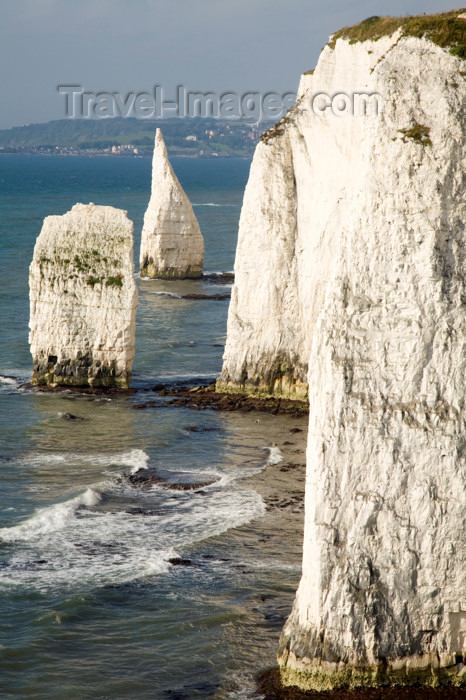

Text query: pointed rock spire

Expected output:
[139,129,204,279]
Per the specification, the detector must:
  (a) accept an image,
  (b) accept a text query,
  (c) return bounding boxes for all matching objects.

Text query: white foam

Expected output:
[267,446,284,465]
[0,372,30,393]
[0,376,17,385]
[0,485,265,593]
[0,488,101,542]
[148,291,182,299]
[127,449,150,474]
[192,203,237,207]
[24,449,150,473]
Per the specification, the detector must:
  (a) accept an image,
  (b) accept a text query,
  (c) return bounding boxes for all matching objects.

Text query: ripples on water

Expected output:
[0,156,306,699]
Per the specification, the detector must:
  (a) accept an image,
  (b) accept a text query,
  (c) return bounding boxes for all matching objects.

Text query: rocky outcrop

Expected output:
[221,9,466,691]
[29,203,138,388]
[140,129,204,279]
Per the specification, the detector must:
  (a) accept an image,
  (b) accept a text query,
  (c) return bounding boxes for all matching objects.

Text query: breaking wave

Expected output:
[0,488,101,542]
[148,291,182,299]
[192,202,237,207]
[24,449,150,474]
[267,446,284,465]
[0,447,265,592]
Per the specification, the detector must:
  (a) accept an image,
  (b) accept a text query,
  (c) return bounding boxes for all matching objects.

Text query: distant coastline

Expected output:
[0,149,251,159]
[0,116,270,158]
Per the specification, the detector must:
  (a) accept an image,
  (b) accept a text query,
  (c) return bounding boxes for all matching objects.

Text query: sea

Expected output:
[0,154,307,699]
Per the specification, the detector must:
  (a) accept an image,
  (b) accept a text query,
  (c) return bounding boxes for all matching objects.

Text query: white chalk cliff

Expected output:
[223,11,466,690]
[29,203,138,388]
[140,129,204,279]
[218,127,307,398]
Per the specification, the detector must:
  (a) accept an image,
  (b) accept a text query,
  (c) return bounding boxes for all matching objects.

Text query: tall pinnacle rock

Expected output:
[139,129,204,279]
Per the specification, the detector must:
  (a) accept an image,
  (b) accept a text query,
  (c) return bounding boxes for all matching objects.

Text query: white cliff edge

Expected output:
[139,129,204,279]
[29,203,138,388]
[223,11,466,691]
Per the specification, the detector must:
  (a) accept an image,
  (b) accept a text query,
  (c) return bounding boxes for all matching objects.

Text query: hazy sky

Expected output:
[0,0,458,129]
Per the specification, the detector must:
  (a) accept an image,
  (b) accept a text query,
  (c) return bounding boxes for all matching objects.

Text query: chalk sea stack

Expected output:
[29,203,138,388]
[139,129,204,279]
[221,9,466,691]
[217,129,306,400]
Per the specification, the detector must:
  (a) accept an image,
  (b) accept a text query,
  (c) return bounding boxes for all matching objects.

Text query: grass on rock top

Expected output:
[328,8,466,57]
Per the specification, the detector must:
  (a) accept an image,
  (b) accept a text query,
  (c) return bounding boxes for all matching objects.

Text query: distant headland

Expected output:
[0,117,269,158]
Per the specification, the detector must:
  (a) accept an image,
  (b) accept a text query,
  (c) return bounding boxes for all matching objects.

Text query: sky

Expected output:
[0,0,459,129]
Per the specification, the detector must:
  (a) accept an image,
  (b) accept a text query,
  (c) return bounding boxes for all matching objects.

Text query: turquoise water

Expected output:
[0,155,306,698]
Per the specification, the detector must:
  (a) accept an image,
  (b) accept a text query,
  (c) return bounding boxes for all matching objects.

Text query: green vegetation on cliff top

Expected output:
[328,8,466,57]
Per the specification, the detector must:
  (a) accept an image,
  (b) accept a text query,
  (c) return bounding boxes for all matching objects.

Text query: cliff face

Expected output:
[29,203,137,388]
[140,129,204,279]
[218,131,307,398]
[222,11,466,690]
[220,14,466,404]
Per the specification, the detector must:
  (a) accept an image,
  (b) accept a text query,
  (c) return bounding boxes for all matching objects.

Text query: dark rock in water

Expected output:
[32,383,136,395]
[181,293,230,301]
[126,507,162,516]
[128,468,218,491]
[279,463,303,473]
[264,492,304,512]
[61,412,84,421]
[257,668,466,699]
[162,386,308,416]
[203,272,235,285]
[184,425,218,433]
[168,558,192,566]
[163,678,220,699]
[289,427,303,433]
[132,400,157,409]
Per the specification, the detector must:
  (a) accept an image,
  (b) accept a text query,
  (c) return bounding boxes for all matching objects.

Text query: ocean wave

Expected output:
[147,291,182,299]
[0,371,30,392]
[0,484,264,592]
[0,436,267,593]
[23,448,150,472]
[0,375,18,385]
[192,203,238,207]
[0,488,101,541]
